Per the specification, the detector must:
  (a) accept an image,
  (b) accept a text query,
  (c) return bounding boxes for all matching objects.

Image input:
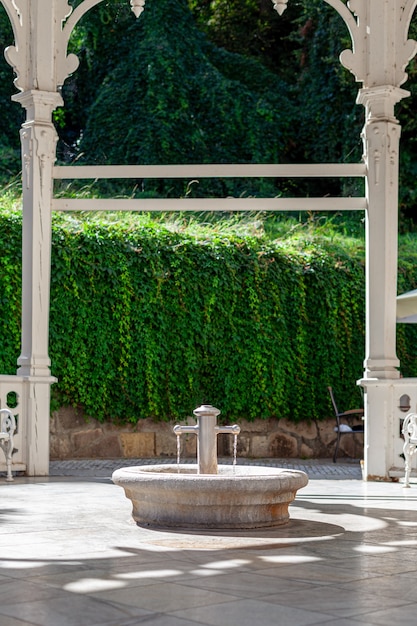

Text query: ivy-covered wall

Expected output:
[2,210,417,424]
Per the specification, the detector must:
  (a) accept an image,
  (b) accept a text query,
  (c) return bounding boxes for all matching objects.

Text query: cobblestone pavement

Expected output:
[49,457,363,479]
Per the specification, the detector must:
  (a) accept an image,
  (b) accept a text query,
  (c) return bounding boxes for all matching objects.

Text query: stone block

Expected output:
[182,434,197,458]
[72,428,103,453]
[268,432,298,457]
[155,431,177,457]
[120,432,155,458]
[282,418,318,439]
[337,432,363,460]
[318,421,336,445]
[236,435,250,457]
[299,443,314,459]
[251,435,270,457]
[89,434,122,459]
[49,435,72,460]
[55,406,89,431]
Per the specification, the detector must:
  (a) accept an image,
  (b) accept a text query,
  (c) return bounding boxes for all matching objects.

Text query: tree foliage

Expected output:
[0,0,416,222]
[75,0,295,199]
[0,7,23,183]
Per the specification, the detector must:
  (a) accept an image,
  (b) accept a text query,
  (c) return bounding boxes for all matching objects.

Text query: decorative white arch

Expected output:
[0,0,416,479]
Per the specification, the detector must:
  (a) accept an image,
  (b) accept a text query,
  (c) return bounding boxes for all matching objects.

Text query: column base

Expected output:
[358,377,417,481]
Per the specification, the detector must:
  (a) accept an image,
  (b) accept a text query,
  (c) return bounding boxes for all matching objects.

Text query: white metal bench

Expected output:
[402,412,417,487]
[0,408,16,482]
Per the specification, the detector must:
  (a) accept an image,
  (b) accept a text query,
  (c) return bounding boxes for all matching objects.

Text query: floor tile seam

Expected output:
[164,577,258,606]
[87,596,157,622]
[0,609,40,626]
[314,615,381,626]
[225,566,334,582]
[258,572,370,586]
[330,582,417,600]
[159,610,216,626]
[339,588,417,606]
[339,601,417,620]
[397,566,417,577]
[94,590,244,616]
[166,597,337,616]
[245,572,336,585]
[112,613,169,626]
[0,590,152,626]
[317,563,414,576]
[279,579,415,598]
[245,593,411,621]
[87,578,228,598]
[108,617,164,626]
[318,618,367,626]
[252,592,387,615]
[172,597,340,621]
[138,577,256,597]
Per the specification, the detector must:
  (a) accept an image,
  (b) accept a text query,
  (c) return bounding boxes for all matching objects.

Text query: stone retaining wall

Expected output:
[50,407,364,460]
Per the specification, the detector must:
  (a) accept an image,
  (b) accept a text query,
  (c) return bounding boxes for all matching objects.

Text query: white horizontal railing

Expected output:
[52,163,367,212]
[53,163,367,179]
[52,197,367,212]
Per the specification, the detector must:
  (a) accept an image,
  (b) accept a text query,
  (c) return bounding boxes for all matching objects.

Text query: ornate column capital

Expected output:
[357,85,410,123]
[12,89,64,120]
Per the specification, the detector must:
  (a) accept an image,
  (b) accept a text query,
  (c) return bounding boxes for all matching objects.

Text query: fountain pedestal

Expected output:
[112,405,308,529]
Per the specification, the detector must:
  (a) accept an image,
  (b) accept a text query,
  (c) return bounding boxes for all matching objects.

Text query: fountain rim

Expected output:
[112,463,309,482]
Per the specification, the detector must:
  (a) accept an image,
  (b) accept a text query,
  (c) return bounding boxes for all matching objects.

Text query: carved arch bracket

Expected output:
[1,0,28,91]
[0,0,145,93]
[274,0,417,89]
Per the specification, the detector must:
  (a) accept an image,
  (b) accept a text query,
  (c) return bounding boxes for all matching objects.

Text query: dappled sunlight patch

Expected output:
[259,555,322,564]
[64,577,126,593]
[0,560,49,569]
[116,569,182,580]
[188,568,223,576]
[353,545,397,555]
[199,559,251,570]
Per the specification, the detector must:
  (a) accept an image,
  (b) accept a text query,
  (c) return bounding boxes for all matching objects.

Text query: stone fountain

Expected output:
[112,405,308,529]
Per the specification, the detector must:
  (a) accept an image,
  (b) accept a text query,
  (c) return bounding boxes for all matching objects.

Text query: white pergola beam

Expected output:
[53,163,367,180]
[52,197,366,212]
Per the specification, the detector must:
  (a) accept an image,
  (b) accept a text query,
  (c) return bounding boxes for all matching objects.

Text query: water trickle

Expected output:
[232,433,238,474]
[176,434,181,473]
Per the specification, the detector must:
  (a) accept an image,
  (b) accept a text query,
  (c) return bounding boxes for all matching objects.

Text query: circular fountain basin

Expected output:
[112,464,308,529]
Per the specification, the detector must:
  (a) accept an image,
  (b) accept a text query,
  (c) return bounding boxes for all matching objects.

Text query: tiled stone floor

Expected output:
[1,462,417,626]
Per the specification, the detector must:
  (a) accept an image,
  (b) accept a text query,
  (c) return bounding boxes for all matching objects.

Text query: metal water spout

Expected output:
[173,405,240,474]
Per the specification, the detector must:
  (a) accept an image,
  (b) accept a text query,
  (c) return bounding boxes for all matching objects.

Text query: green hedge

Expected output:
[2,210,417,423]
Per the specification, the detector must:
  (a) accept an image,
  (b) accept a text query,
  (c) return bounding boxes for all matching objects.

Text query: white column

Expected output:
[358,86,409,479]
[359,86,407,380]
[12,90,61,475]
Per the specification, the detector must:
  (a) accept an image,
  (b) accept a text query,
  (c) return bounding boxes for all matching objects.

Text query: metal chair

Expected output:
[328,386,364,463]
